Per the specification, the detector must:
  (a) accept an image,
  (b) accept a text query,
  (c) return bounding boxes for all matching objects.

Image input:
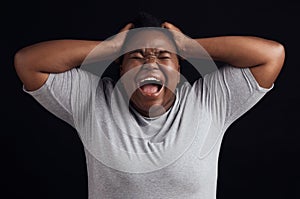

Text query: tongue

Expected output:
[140,84,159,94]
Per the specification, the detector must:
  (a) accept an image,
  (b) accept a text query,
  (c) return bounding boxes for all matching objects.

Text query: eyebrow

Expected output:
[128,49,144,55]
[128,49,173,55]
[158,50,172,54]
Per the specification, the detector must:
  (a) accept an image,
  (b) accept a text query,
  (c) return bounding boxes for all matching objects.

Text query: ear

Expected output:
[114,57,120,64]
[177,65,181,84]
[120,65,123,76]
[115,56,123,75]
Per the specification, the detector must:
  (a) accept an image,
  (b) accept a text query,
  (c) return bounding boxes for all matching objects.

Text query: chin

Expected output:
[129,87,176,117]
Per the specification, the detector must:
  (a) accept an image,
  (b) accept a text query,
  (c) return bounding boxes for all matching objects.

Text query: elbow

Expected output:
[14,47,29,71]
[14,47,35,74]
[14,47,36,83]
[14,49,24,70]
[14,49,25,76]
[271,41,285,67]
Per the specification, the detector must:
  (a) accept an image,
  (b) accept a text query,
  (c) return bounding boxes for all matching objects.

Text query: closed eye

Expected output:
[130,56,144,59]
[158,56,171,59]
[158,51,172,59]
[129,52,144,59]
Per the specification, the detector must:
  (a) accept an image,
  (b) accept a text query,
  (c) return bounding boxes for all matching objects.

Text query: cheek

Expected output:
[161,64,180,89]
[120,65,141,92]
[120,63,135,78]
[121,60,141,74]
[162,64,180,78]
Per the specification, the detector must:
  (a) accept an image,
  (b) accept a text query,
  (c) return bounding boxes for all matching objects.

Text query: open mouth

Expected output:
[137,77,164,96]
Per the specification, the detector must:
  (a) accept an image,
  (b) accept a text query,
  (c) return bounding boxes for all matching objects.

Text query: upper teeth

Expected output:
[140,77,160,83]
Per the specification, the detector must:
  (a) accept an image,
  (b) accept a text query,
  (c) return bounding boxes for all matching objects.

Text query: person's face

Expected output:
[120,30,180,117]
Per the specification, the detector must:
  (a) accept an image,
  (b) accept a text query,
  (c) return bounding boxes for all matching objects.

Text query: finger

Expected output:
[120,23,134,32]
[161,22,172,28]
[162,22,181,32]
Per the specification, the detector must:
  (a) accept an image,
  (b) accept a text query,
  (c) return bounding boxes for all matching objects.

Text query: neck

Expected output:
[130,94,176,118]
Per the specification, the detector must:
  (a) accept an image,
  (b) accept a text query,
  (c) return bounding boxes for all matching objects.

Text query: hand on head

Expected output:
[161,22,182,33]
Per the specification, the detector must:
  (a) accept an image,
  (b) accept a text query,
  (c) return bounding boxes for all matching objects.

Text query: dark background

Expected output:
[3,0,299,198]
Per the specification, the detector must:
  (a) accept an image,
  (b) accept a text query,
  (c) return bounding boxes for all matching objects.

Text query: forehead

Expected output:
[123,30,177,53]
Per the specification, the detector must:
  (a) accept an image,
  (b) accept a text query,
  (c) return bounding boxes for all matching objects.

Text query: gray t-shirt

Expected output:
[24,65,273,199]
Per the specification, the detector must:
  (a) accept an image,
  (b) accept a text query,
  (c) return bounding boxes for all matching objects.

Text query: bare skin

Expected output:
[119,30,180,117]
[14,23,134,91]
[14,22,285,117]
[162,22,285,89]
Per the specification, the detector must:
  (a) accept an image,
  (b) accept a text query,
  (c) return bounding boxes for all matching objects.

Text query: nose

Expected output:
[144,55,157,63]
[142,55,159,70]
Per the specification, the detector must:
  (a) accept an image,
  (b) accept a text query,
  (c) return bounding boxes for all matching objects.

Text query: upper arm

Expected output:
[249,42,285,88]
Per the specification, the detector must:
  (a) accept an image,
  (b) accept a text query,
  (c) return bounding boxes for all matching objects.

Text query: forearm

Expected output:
[14,24,133,91]
[194,36,281,68]
[14,39,107,73]
[163,22,284,88]
[14,39,120,91]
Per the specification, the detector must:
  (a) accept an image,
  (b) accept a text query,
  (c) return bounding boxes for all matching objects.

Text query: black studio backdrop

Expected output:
[4,0,300,198]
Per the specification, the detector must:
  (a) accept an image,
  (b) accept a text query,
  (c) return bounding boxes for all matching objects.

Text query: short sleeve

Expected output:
[221,66,273,129]
[23,68,100,127]
[196,65,273,130]
[191,65,273,158]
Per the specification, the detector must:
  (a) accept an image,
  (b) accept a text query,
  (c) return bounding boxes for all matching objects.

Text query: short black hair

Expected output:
[118,11,179,63]
[132,11,163,28]
[103,12,202,84]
